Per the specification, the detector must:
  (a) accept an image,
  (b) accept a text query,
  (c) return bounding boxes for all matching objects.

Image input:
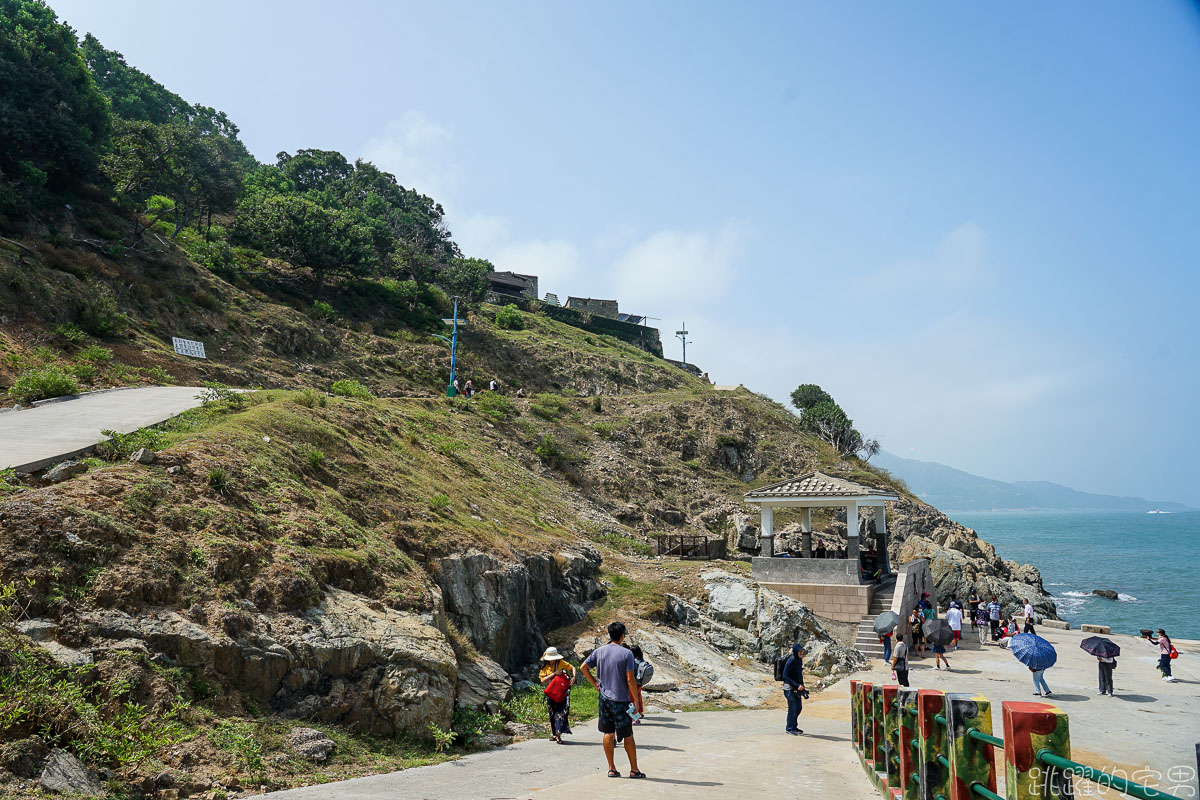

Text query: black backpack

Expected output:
[774,653,788,682]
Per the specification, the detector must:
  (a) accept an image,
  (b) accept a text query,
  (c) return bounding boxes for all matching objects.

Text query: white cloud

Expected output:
[865,222,989,290]
[360,112,458,202]
[610,223,748,309]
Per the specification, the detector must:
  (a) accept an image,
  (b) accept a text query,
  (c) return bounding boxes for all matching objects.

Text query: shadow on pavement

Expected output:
[1041,693,1089,702]
[644,778,723,787]
[803,734,851,742]
[1113,694,1157,703]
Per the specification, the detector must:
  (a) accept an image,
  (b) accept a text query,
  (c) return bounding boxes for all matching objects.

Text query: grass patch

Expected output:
[331,379,373,400]
[9,364,79,403]
[529,393,567,421]
[474,391,515,422]
[596,572,666,618]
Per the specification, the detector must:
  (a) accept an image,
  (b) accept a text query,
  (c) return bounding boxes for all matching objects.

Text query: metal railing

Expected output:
[851,680,1185,800]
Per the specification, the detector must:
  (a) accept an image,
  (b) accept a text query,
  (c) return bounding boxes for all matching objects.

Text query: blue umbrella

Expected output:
[1010,633,1057,670]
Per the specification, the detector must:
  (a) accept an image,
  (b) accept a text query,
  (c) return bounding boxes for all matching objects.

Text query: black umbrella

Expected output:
[1080,637,1121,659]
[922,618,955,646]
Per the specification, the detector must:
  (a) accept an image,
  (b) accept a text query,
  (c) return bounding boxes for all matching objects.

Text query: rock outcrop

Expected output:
[433,548,605,671]
[39,748,105,796]
[455,656,513,713]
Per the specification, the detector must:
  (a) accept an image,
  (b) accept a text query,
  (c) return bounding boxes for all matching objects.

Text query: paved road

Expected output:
[253,708,875,800]
[0,386,208,471]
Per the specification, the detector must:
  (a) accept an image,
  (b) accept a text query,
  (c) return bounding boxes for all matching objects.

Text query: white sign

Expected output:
[172,337,206,359]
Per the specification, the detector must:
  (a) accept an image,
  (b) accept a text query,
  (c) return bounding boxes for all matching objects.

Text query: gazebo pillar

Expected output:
[876,504,891,575]
[800,508,813,558]
[759,506,774,556]
[846,500,860,561]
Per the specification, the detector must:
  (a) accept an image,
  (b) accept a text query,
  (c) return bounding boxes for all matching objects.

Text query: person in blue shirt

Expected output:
[782,643,807,735]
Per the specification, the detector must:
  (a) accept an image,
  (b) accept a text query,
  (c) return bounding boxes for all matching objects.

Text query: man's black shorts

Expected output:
[597,697,633,740]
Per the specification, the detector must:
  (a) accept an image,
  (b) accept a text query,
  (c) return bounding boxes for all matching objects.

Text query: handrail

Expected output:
[911,773,920,785]
[936,754,951,770]
[934,713,947,726]
[970,782,1004,800]
[1037,750,1181,800]
[967,729,1003,748]
[906,707,917,718]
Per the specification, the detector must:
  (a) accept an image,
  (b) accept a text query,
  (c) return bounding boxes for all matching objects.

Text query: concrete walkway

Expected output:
[0,386,208,471]
[253,709,876,800]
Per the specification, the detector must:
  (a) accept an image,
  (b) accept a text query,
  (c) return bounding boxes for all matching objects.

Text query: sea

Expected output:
[948,510,1200,640]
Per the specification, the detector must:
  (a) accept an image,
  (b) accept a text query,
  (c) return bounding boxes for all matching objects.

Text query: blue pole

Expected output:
[449,296,458,388]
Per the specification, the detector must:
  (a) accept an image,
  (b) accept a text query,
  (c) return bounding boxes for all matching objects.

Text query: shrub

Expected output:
[144,365,177,385]
[9,365,79,403]
[76,284,128,337]
[427,723,456,754]
[714,434,744,449]
[535,434,568,466]
[331,379,373,399]
[294,388,327,408]
[429,493,450,512]
[591,394,603,413]
[310,300,336,321]
[305,448,325,468]
[591,422,616,439]
[530,393,567,421]
[475,391,515,422]
[76,345,113,364]
[207,467,233,494]
[200,381,245,408]
[66,361,97,382]
[98,427,169,461]
[495,304,525,330]
[54,322,85,344]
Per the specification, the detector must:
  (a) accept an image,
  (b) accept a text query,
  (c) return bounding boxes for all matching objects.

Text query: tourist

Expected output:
[580,622,645,779]
[815,541,827,558]
[974,605,990,644]
[932,640,950,670]
[1023,601,1036,634]
[880,628,893,663]
[516,387,526,397]
[489,378,498,392]
[464,379,474,397]
[452,378,461,396]
[1097,653,1116,696]
[1146,629,1179,683]
[987,597,1003,641]
[949,594,963,611]
[908,608,925,657]
[945,603,963,651]
[891,634,910,687]
[781,643,807,735]
[967,588,981,626]
[1030,665,1053,697]
[539,646,577,744]
[920,592,935,620]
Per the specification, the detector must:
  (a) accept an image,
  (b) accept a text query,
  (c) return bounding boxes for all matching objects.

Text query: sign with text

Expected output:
[172,337,206,359]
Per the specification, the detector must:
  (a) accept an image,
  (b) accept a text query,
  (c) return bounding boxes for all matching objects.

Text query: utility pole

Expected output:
[435,296,467,396]
[675,322,691,368]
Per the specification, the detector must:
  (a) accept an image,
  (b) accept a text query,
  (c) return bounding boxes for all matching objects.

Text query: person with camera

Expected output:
[781,643,808,735]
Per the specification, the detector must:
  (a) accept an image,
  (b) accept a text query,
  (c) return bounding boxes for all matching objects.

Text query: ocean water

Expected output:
[949,510,1200,640]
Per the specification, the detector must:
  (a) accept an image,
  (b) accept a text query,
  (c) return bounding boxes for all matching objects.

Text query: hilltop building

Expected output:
[487,271,538,300]
[565,297,618,318]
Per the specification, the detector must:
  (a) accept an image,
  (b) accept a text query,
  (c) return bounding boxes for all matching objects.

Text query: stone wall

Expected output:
[751,556,861,585]
[890,559,934,634]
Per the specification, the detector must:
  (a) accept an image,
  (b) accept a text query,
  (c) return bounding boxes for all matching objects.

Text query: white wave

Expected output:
[1061,591,1093,598]
[1117,593,1138,602]
[1055,597,1086,614]
[1046,583,1070,587]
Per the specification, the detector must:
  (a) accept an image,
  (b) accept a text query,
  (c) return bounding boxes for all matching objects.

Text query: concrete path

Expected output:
[0,386,208,471]
[253,709,876,800]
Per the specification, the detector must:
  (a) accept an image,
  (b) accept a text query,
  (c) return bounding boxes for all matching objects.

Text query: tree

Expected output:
[234,193,373,297]
[790,383,833,412]
[440,257,493,302]
[0,0,110,199]
[858,438,881,461]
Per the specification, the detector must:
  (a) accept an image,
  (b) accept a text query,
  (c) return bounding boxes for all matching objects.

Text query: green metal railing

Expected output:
[970,782,1005,800]
[1037,750,1180,800]
[967,729,1003,748]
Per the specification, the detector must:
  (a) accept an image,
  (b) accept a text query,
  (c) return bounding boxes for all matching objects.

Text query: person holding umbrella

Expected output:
[1010,632,1056,697]
[923,617,954,670]
[1081,636,1120,696]
[874,611,899,663]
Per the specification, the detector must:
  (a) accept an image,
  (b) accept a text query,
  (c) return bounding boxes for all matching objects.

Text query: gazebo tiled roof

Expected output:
[743,471,899,501]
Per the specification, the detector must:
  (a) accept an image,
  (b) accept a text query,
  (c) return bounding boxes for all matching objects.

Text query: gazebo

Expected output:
[743,471,901,622]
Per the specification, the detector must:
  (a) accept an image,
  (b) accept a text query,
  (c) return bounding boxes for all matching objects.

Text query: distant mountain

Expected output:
[872,452,1193,512]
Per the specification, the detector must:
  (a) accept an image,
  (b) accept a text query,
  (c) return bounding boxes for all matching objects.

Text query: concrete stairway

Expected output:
[853,577,896,660]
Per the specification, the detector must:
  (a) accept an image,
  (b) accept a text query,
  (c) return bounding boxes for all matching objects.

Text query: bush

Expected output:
[535,434,568,466]
[495,304,525,330]
[76,285,128,337]
[54,322,85,344]
[310,300,336,321]
[331,379,373,399]
[294,388,327,408]
[591,394,603,413]
[207,467,233,494]
[98,427,168,461]
[200,381,245,408]
[429,493,450,512]
[475,391,515,422]
[9,365,79,403]
[530,393,567,421]
[76,345,113,364]
[305,448,325,468]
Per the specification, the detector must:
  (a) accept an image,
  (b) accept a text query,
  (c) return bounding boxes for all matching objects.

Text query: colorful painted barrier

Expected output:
[852,685,1183,800]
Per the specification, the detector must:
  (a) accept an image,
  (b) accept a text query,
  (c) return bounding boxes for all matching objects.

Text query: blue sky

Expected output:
[50,1,1200,505]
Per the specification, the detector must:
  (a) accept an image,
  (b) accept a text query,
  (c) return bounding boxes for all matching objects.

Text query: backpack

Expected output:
[543,673,569,703]
[635,659,654,686]
[774,654,788,682]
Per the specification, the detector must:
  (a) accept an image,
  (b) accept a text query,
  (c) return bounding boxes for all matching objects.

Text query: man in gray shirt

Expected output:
[581,621,645,778]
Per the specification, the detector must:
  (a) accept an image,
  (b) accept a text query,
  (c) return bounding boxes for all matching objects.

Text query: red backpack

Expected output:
[544,673,569,703]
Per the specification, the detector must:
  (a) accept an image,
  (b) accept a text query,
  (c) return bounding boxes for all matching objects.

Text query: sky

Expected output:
[48,1,1200,506]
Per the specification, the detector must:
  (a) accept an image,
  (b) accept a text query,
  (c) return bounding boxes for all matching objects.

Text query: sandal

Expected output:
[629,771,647,779]
[608,769,621,778]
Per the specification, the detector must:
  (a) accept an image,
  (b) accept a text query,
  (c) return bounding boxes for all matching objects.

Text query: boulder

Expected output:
[456,656,514,713]
[287,728,334,762]
[39,748,105,796]
[128,448,156,464]
[705,579,757,629]
[731,514,759,552]
[42,461,86,484]
[1091,589,1119,600]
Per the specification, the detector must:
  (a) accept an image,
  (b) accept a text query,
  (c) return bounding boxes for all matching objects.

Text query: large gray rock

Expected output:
[731,514,759,552]
[287,728,334,762]
[705,577,757,629]
[39,748,104,796]
[456,656,514,713]
[42,461,86,484]
[434,549,603,671]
